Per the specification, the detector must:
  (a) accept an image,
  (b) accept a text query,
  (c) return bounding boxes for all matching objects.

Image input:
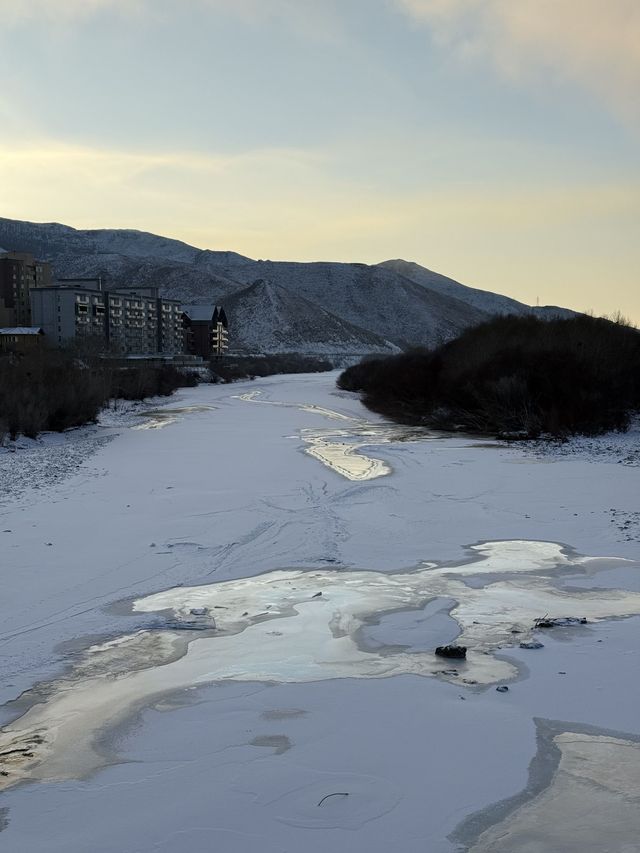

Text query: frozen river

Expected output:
[1,373,639,851]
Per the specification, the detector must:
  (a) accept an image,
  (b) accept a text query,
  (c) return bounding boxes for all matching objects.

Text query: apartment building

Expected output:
[159,298,185,354]
[182,304,229,358]
[30,283,184,355]
[211,306,229,356]
[0,252,51,326]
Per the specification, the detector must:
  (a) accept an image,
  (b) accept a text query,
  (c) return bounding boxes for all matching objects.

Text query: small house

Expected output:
[0,327,45,353]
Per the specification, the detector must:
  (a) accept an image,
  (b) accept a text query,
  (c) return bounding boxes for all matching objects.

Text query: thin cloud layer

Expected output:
[396,0,640,124]
[0,1,637,319]
[0,0,133,21]
[0,0,342,39]
[2,140,638,303]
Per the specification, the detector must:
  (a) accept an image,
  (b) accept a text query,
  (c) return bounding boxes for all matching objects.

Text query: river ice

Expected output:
[1,373,639,851]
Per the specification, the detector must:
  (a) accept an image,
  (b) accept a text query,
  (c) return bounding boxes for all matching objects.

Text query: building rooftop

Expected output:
[0,327,44,335]
[182,304,215,322]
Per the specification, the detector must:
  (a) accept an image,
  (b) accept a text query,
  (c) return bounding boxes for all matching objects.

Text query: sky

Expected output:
[0,0,638,319]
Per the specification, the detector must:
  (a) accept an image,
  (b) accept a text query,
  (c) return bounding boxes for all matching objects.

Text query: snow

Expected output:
[379,258,526,316]
[222,278,398,355]
[1,373,639,850]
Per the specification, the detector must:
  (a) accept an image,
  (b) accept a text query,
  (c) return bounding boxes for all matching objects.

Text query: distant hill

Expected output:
[0,217,574,357]
[223,278,398,356]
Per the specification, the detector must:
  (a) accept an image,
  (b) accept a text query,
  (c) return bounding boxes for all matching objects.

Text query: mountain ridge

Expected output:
[0,217,573,356]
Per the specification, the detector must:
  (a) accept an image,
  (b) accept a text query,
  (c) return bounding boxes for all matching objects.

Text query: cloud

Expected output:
[0,0,135,22]
[1,137,638,319]
[0,0,343,41]
[395,0,640,124]
[0,140,335,251]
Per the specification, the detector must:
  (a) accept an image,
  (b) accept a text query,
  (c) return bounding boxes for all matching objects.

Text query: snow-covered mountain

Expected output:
[379,259,528,315]
[223,279,398,356]
[0,217,573,356]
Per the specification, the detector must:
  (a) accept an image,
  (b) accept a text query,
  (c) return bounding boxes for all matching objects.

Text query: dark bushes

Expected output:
[0,349,198,441]
[211,352,333,382]
[337,314,640,437]
[0,349,105,439]
[110,364,197,400]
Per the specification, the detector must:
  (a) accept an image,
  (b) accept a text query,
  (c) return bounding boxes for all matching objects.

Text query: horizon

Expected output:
[1,1,638,321]
[0,214,631,318]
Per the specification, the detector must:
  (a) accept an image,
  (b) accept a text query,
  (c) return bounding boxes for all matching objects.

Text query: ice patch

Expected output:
[302,429,392,480]
[458,721,640,852]
[235,388,431,479]
[132,406,216,430]
[2,540,639,791]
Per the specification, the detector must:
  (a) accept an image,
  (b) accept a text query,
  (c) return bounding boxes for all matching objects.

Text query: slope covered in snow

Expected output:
[379,259,577,320]
[48,251,243,301]
[378,258,530,314]
[378,258,528,315]
[223,278,397,355]
[0,217,250,267]
[211,260,490,348]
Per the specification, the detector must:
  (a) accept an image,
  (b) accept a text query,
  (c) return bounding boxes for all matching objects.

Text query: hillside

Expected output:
[0,217,572,356]
[223,279,398,356]
[378,259,529,315]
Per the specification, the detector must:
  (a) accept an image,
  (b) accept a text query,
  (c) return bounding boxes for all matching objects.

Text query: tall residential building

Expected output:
[182,304,212,358]
[30,283,184,355]
[0,252,52,326]
[182,304,229,358]
[212,306,229,356]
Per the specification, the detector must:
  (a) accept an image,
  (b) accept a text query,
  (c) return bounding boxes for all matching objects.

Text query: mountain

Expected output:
[378,259,529,315]
[223,279,398,356]
[0,218,250,267]
[188,258,496,348]
[0,218,246,301]
[380,259,575,322]
[0,217,573,357]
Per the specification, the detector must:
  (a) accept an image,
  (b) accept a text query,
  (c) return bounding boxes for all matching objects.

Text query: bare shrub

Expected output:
[338,314,640,438]
[0,349,197,440]
[210,353,333,382]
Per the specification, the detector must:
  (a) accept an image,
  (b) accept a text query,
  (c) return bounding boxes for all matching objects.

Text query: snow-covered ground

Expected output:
[0,373,639,851]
